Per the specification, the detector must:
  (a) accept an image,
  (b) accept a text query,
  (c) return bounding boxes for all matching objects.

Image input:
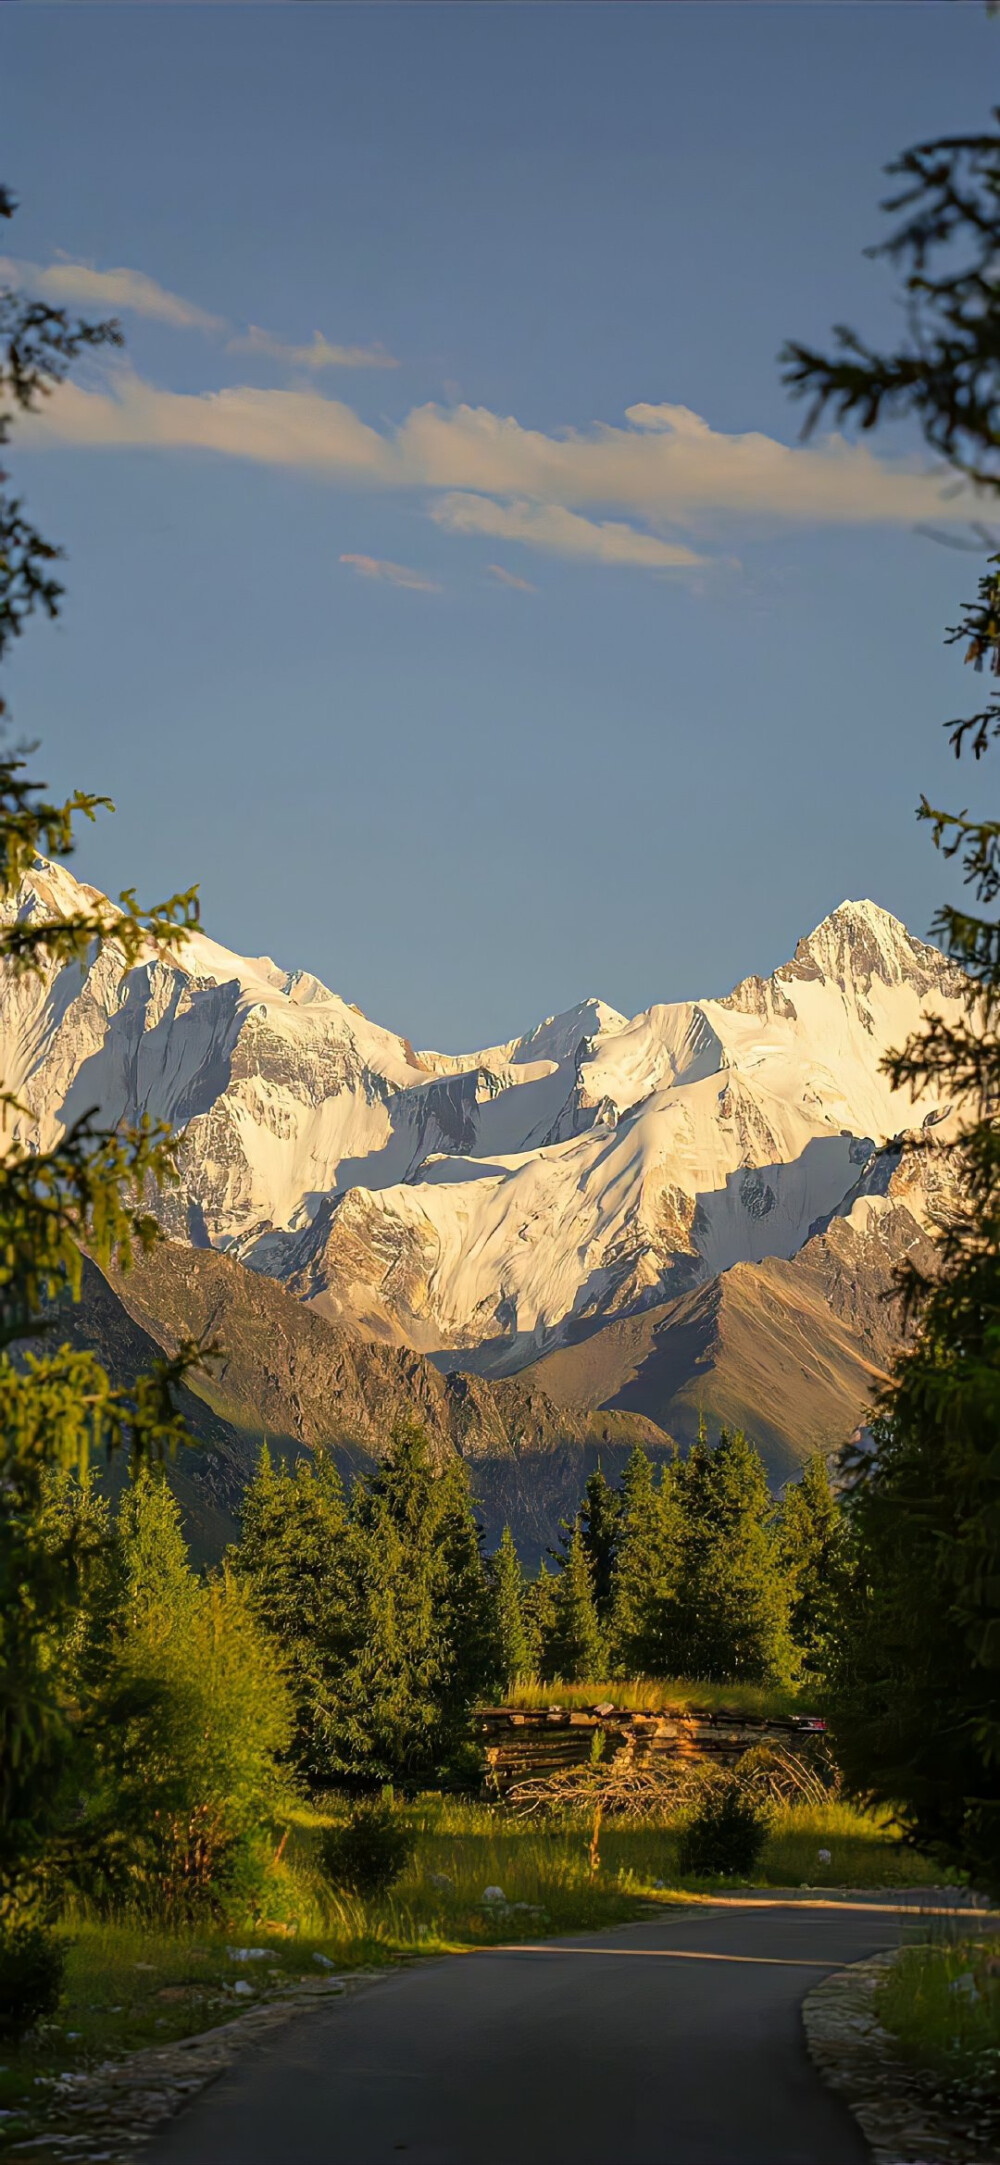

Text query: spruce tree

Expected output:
[488,1525,532,1693]
[542,1525,604,1683]
[669,1429,793,1685]
[607,1447,681,1677]
[579,1465,622,1626]
[338,1423,496,1785]
[778,1456,849,1681]
[522,1560,557,1680]
[234,1449,355,1787]
[784,112,1000,1889]
[0,205,202,1926]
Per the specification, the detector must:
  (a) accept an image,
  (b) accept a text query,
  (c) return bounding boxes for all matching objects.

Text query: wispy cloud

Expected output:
[488,563,538,592]
[0,254,396,371]
[0,254,225,334]
[22,364,978,577]
[229,325,398,371]
[434,494,704,570]
[33,371,387,472]
[340,553,442,592]
[29,372,971,525]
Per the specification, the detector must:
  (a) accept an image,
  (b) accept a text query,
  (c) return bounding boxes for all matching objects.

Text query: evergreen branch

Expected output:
[0,186,121,440]
[0,886,201,976]
[0,1112,182,1345]
[780,114,1000,492]
[0,1339,211,1476]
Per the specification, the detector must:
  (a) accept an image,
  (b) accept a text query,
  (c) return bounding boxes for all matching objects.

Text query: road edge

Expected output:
[803,1949,993,2165]
[5,1970,389,2165]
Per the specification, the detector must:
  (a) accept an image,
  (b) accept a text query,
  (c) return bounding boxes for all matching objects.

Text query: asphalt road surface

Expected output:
[148,1895,928,2165]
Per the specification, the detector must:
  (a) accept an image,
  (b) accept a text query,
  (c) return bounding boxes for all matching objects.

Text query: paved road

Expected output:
[149,1896,926,2165]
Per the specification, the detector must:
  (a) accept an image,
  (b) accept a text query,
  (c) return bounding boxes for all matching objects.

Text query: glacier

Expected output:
[0,860,967,1374]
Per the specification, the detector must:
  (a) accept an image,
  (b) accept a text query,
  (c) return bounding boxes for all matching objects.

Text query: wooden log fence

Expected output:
[475,1705,826,1796]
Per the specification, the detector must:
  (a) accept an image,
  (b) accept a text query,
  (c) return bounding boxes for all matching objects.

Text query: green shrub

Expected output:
[320,1801,416,1897]
[72,1482,296,1923]
[677,1777,769,1878]
[439,1741,488,1793]
[0,1922,65,2041]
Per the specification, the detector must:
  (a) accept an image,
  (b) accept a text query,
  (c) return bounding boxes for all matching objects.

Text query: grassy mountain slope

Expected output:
[520,1198,935,1485]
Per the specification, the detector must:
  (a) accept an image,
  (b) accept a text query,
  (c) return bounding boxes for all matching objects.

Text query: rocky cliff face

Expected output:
[0,864,965,1368]
[519,1141,956,1481]
[42,1240,669,1563]
[1,862,965,1491]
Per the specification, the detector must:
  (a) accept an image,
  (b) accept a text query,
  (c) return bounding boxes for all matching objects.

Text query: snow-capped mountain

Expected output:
[0,859,966,1375]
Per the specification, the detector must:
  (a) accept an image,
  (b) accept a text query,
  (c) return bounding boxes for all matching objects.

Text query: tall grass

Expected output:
[0,1791,941,2153]
[875,1929,1000,2090]
[503,1678,817,1719]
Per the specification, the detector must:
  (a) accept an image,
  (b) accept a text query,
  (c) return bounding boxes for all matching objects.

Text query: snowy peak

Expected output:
[783,898,955,996]
[0,861,968,1373]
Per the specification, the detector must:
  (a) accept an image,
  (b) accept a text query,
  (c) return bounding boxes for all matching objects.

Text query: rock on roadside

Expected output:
[7,1972,383,2165]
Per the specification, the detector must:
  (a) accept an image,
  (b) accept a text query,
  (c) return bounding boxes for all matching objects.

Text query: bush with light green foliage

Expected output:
[70,1476,296,1922]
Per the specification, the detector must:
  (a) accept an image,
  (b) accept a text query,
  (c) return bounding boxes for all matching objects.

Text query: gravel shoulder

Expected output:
[805,1947,1000,2165]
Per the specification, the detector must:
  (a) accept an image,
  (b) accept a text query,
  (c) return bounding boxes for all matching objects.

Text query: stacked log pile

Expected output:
[476,1705,826,1796]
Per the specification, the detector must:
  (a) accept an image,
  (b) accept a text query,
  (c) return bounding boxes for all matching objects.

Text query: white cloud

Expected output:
[229,325,398,371]
[31,370,390,475]
[21,364,979,576]
[393,399,965,526]
[488,563,538,592]
[0,254,225,334]
[30,373,971,526]
[0,255,397,374]
[340,553,441,592]
[433,494,704,570]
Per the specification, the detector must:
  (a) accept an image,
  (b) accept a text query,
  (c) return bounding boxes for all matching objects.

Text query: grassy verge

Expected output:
[502,1678,817,1719]
[0,1794,942,2153]
[874,1930,1000,2142]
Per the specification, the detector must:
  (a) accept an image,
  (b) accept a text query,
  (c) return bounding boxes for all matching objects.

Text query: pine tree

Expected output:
[337,1423,496,1785]
[522,1561,557,1679]
[607,1448,681,1677]
[488,1526,532,1693]
[542,1525,604,1683]
[116,1469,200,1627]
[234,1448,355,1787]
[783,113,1000,1889]
[0,207,202,1924]
[778,1456,848,1680]
[579,1465,622,1625]
[669,1429,793,1685]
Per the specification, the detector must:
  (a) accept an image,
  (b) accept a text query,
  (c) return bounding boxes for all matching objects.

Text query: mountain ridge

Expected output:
[0,862,964,1502]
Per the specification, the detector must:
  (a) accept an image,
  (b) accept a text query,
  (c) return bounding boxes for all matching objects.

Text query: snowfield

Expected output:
[0,862,967,1372]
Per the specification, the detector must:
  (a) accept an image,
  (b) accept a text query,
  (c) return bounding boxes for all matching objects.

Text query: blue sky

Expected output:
[1,2,996,1047]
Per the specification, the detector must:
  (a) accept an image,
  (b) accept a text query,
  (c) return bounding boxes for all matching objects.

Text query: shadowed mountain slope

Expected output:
[1,861,967,1375]
[519,1175,940,1485]
[48,1240,671,1561]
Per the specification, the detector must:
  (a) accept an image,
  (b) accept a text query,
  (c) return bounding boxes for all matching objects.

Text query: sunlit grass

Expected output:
[0,1792,943,2152]
[875,1930,1000,2090]
[502,1677,818,1719]
[0,1916,370,2143]
[758,1800,940,1892]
